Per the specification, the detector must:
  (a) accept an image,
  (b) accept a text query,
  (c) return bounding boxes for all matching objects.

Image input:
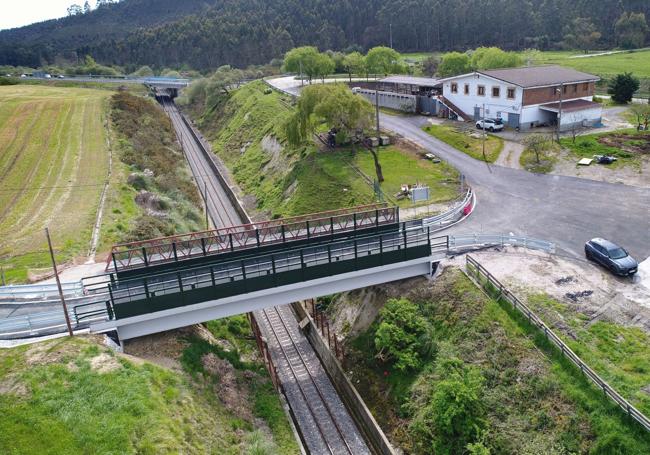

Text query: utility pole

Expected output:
[389,23,393,49]
[482,102,487,162]
[203,181,209,231]
[556,83,564,143]
[299,60,303,87]
[45,228,73,337]
[375,85,381,138]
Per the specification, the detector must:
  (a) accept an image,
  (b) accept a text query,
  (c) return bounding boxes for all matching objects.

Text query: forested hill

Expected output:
[2,0,649,70]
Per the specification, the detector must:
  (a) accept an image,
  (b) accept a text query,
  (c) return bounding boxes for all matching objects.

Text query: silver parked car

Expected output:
[585,238,638,276]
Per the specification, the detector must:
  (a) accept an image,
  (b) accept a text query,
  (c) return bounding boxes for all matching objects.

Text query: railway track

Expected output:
[160,96,371,454]
[161,98,243,228]
[258,305,370,455]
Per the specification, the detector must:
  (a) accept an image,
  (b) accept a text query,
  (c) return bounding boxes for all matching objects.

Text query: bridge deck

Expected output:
[93,228,437,321]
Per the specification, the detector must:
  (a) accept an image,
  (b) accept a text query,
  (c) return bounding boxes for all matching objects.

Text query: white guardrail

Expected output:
[0,282,83,301]
[448,234,555,254]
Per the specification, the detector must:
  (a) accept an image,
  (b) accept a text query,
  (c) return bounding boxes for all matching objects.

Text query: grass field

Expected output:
[0,85,111,282]
[559,129,649,169]
[0,334,297,454]
[422,123,503,163]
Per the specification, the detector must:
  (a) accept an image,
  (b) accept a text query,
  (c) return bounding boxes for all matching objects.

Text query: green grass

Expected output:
[519,141,561,174]
[199,81,459,217]
[0,335,289,455]
[354,146,459,207]
[525,293,650,417]
[559,129,648,168]
[344,269,650,453]
[422,123,503,163]
[0,85,111,283]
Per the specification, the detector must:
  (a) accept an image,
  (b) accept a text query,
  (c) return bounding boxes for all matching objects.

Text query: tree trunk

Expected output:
[369,148,384,182]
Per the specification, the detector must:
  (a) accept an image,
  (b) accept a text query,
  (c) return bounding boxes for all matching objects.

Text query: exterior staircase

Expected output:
[437,96,473,122]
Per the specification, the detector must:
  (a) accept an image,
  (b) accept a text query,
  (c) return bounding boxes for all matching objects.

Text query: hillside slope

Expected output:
[2,0,648,70]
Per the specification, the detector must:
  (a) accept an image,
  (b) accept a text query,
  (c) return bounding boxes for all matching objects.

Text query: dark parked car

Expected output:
[585,238,638,276]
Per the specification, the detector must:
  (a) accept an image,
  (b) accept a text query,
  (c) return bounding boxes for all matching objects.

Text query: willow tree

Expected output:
[285,84,383,182]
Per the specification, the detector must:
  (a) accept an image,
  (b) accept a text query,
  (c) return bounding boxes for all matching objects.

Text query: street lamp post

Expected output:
[556,83,564,143]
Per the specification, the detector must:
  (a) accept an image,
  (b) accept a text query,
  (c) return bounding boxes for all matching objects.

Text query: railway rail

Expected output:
[257,305,370,454]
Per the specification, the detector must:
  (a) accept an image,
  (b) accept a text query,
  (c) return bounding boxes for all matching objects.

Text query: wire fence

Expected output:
[465,254,650,433]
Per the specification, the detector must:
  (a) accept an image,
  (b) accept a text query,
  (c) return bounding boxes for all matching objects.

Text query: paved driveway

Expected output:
[381,115,650,259]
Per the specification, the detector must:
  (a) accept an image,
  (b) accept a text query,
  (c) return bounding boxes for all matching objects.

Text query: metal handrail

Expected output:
[466,255,650,433]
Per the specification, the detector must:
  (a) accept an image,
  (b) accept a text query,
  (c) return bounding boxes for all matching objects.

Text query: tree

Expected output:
[438,52,471,77]
[607,72,640,103]
[285,83,374,146]
[374,298,428,371]
[470,47,522,70]
[313,53,335,82]
[421,55,439,77]
[365,46,401,76]
[409,356,486,454]
[615,12,649,49]
[522,134,552,162]
[283,46,320,82]
[629,103,650,130]
[66,4,83,16]
[563,18,601,53]
[343,52,365,82]
[131,65,154,77]
[83,1,91,14]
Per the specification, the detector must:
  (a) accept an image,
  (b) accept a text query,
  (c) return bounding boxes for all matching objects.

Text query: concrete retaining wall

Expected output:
[291,302,396,455]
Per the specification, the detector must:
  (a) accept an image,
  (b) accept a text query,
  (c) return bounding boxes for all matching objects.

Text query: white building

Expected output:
[439,66,602,131]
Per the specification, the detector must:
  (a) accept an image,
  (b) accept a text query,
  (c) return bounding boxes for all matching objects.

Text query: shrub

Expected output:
[374,298,428,371]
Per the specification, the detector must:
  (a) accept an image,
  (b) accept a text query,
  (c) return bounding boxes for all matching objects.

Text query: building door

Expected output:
[474,106,481,121]
[508,113,520,129]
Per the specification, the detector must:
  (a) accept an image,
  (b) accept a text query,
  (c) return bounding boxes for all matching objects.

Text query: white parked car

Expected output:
[476,118,504,132]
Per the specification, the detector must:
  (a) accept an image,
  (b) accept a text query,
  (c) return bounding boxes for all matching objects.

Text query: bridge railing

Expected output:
[105,228,437,320]
[466,255,650,433]
[106,204,397,272]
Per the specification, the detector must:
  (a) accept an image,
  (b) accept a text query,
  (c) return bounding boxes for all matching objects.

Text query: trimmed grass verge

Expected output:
[559,129,648,169]
[422,123,503,163]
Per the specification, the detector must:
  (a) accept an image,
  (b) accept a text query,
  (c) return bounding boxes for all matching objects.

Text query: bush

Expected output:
[607,72,640,104]
[374,298,428,371]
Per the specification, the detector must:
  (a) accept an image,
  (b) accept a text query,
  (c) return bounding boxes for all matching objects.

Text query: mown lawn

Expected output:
[0,85,111,283]
[422,123,503,163]
[344,269,650,454]
[0,335,297,455]
[354,146,459,207]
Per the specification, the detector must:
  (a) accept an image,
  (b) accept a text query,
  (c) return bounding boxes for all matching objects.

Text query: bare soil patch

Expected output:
[598,132,650,155]
[448,248,650,333]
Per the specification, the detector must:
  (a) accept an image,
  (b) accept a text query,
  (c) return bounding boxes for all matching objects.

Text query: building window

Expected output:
[492,86,500,97]
[562,85,568,94]
[583,82,589,90]
[464,84,469,95]
[477,85,485,96]
[507,88,515,99]
[451,83,458,94]
[573,84,577,93]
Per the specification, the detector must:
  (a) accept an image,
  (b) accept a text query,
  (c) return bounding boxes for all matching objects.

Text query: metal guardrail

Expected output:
[0,282,83,300]
[420,188,474,230]
[448,234,555,253]
[465,255,650,433]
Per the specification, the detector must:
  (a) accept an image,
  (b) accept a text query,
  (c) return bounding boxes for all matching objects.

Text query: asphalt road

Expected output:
[381,114,650,259]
